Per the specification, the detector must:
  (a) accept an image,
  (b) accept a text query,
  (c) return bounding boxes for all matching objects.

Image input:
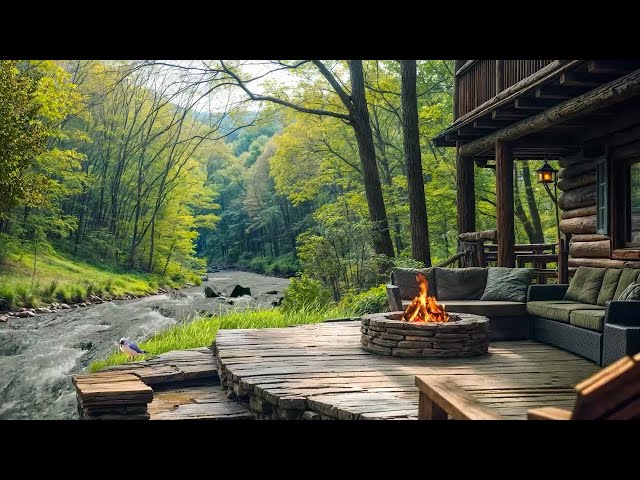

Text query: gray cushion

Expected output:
[569,309,606,332]
[392,267,436,300]
[614,268,640,300]
[613,268,640,300]
[527,300,602,323]
[618,281,640,301]
[564,266,606,305]
[597,268,622,306]
[480,267,533,303]
[434,267,487,300]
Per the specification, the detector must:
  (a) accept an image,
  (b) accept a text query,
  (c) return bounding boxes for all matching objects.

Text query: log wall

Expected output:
[560,133,640,273]
[558,152,608,274]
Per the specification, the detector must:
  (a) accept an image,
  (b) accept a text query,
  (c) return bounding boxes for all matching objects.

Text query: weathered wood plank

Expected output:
[215,322,599,420]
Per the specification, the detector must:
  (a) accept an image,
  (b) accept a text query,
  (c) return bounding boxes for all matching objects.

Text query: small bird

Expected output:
[119,337,147,361]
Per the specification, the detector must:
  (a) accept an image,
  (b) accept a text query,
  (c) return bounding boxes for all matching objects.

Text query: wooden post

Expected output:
[453,60,464,120]
[496,59,504,93]
[456,143,476,237]
[496,141,515,267]
[558,234,570,284]
[418,391,448,420]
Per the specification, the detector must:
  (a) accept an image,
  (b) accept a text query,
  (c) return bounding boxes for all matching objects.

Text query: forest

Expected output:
[0,60,560,308]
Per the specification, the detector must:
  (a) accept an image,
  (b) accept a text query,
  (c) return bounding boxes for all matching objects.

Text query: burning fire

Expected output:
[402,273,449,323]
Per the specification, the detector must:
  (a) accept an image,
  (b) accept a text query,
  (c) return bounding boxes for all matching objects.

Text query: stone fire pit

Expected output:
[360,311,489,358]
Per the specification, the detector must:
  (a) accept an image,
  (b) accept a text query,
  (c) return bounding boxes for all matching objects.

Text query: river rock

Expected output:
[60,304,71,309]
[224,285,251,298]
[204,286,221,298]
[0,315,8,322]
[201,275,209,281]
[265,290,278,295]
[79,303,87,307]
[35,307,53,314]
[272,297,284,307]
[17,311,36,318]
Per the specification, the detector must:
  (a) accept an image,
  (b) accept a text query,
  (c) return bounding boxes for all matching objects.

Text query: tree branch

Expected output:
[219,61,352,121]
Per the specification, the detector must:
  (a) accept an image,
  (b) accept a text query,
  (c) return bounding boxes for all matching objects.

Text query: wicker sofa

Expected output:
[527,266,640,366]
[387,266,640,366]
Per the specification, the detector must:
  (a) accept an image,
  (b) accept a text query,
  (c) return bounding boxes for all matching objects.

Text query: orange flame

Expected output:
[402,273,449,323]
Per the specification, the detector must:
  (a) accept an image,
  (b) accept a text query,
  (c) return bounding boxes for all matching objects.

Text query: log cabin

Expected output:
[433,60,640,281]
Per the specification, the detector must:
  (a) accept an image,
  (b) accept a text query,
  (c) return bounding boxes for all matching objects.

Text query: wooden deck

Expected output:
[215,321,601,420]
[75,347,253,420]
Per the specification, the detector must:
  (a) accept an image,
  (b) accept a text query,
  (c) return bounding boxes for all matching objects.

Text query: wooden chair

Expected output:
[415,352,640,420]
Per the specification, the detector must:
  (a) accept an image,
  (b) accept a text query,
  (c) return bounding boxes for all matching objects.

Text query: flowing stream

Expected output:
[0,270,289,420]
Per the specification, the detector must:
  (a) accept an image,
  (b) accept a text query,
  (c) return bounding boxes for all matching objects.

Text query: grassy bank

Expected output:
[0,251,201,311]
[89,305,355,372]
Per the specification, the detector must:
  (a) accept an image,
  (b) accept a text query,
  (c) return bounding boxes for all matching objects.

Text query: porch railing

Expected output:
[454,60,555,119]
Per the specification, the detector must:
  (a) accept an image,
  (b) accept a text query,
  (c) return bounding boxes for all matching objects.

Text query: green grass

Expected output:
[89,305,355,372]
[0,250,201,310]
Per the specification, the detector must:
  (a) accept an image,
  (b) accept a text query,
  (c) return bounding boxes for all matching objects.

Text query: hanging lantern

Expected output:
[536,161,557,184]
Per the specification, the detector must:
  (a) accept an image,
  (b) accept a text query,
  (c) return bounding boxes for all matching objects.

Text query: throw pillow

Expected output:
[480,267,533,303]
[618,282,640,301]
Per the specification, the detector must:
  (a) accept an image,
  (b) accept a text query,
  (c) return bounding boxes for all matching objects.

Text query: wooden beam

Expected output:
[473,119,511,129]
[456,60,477,76]
[496,140,515,267]
[588,60,638,75]
[492,108,528,120]
[560,71,617,87]
[456,145,475,235]
[535,85,590,99]
[459,68,640,158]
[581,104,640,143]
[514,97,560,110]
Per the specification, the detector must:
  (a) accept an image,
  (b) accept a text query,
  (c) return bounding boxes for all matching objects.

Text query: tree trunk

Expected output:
[522,160,544,242]
[400,60,431,266]
[348,60,395,259]
[514,163,537,243]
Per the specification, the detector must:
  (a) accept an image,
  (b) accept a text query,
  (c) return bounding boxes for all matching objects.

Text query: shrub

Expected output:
[54,286,72,303]
[281,274,333,312]
[0,285,16,310]
[340,284,389,315]
[71,285,86,303]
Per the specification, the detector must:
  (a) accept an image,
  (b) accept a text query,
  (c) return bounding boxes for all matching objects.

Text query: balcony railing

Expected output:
[455,60,555,119]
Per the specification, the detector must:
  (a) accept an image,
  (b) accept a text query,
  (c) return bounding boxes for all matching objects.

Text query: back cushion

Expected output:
[613,268,640,300]
[480,267,533,303]
[597,268,622,306]
[564,266,606,305]
[392,267,436,300]
[434,267,488,300]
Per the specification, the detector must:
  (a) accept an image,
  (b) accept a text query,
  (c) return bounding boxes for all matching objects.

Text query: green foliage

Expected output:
[281,274,333,312]
[339,284,389,315]
[89,304,353,372]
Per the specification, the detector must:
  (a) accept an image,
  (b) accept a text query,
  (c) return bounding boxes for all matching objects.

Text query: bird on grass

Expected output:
[119,337,147,361]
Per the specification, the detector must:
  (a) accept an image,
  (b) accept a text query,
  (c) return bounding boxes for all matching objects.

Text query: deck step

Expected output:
[149,384,254,420]
[101,347,218,386]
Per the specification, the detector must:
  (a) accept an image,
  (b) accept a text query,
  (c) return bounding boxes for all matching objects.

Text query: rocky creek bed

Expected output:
[0,270,290,419]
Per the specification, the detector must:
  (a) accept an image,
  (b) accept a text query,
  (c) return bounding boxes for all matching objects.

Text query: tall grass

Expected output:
[0,250,202,311]
[89,305,355,372]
